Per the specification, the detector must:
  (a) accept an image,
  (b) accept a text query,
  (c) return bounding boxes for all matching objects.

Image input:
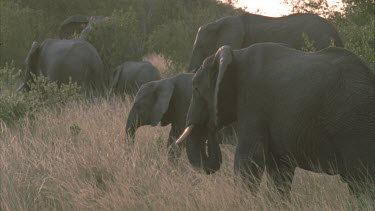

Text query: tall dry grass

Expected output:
[1,98,374,210]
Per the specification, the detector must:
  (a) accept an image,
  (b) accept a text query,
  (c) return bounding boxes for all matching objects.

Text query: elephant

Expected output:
[187,13,344,72]
[59,15,106,39]
[176,43,375,199]
[125,73,237,162]
[111,61,161,96]
[17,39,106,93]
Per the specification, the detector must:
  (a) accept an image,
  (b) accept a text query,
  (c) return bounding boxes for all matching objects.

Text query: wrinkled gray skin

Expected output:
[17,39,105,93]
[111,61,161,96]
[178,43,375,199]
[188,13,343,72]
[59,15,106,39]
[125,73,237,162]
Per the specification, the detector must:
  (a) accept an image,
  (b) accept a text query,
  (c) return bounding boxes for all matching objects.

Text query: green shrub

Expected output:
[85,8,145,70]
[25,75,82,112]
[336,17,375,65]
[285,0,375,65]
[0,71,82,125]
[146,4,241,72]
[146,19,195,71]
[0,1,46,67]
[0,94,29,125]
[0,62,22,92]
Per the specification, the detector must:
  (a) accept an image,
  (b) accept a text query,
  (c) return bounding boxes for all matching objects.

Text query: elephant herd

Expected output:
[19,12,374,200]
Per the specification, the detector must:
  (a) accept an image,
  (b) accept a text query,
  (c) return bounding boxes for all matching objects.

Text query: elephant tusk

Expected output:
[175,125,195,144]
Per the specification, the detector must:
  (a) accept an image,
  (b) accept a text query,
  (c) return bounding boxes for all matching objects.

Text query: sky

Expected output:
[229,0,345,17]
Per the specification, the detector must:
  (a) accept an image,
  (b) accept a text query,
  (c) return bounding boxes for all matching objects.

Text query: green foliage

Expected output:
[146,3,241,72]
[284,0,375,65]
[0,94,29,125]
[85,8,145,70]
[0,63,82,125]
[0,1,46,66]
[25,75,82,112]
[69,122,81,137]
[1,0,240,75]
[301,33,317,52]
[0,62,22,91]
[335,17,375,64]
[285,0,336,18]
[342,0,375,16]
[146,19,195,71]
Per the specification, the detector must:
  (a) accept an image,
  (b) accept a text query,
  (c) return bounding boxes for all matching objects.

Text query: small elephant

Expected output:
[111,61,161,96]
[177,43,375,199]
[17,39,106,93]
[125,73,236,162]
[188,13,344,72]
[59,15,106,39]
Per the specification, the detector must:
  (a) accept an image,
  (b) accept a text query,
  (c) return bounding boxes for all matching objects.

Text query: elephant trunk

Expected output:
[177,124,222,174]
[125,107,141,142]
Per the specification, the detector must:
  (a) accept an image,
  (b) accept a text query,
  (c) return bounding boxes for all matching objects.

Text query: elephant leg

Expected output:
[167,127,183,163]
[267,157,295,201]
[234,137,266,194]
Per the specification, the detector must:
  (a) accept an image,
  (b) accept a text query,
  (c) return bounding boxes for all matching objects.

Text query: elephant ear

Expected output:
[150,81,174,126]
[213,45,237,129]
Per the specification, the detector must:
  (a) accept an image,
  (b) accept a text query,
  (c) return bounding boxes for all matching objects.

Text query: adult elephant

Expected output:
[111,61,161,96]
[59,15,106,39]
[17,39,105,93]
[125,73,237,162]
[187,13,344,72]
[176,43,375,199]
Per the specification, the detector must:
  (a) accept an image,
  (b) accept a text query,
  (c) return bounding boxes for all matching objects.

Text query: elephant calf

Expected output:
[17,39,105,93]
[111,61,161,96]
[125,73,236,162]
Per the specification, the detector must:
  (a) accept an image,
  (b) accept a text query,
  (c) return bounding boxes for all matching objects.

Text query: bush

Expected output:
[335,17,375,65]
[0,94,29,126]
[0,62,22,92]
[146,4,241,72]
[284,0,375,65]
[146,19,195,71]
[85,8,145,71]
[0,65,82,125]
[25,75,82,113]
[0,1,46,67]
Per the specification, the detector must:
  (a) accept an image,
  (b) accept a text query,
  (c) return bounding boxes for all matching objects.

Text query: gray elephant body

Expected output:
[18,39,105,92]
[178,43,375,198]
[111,61,161,96]
[126,73,236,161]
[188,13,343,72]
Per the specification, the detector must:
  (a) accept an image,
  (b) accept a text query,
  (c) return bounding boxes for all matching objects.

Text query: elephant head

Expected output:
[125,80,174,140]
[17,41,41,92]
[187,16,245,72]
[177,45,237,174]
[59,15,90,39]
